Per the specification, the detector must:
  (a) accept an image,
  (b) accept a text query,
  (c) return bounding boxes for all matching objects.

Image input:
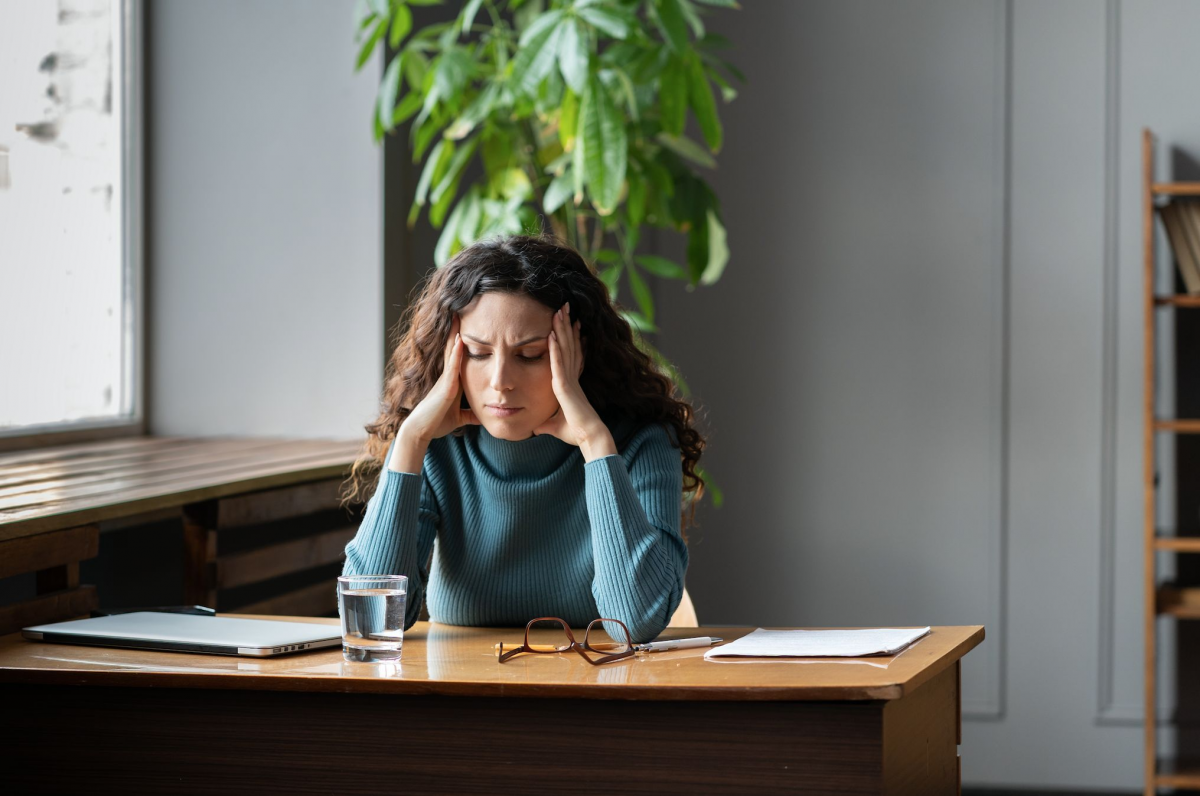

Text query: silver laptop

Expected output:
[22,611,342,657]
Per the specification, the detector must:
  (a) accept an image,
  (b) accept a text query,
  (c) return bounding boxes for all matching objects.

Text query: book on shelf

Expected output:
[1159,201,1200,295]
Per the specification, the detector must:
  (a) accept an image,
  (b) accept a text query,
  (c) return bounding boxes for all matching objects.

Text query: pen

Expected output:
[634,636,723,653]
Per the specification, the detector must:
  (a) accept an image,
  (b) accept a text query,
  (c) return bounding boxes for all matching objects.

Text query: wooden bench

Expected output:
[0,436,363,634]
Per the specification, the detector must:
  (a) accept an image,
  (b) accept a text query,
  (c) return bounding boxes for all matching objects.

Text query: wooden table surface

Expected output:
[0,617,984,701]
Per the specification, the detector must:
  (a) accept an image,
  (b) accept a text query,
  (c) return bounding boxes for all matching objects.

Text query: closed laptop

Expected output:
[22,611,342,657]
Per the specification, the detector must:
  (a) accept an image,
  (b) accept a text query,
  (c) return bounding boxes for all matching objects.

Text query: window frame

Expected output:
[0,0,145,453]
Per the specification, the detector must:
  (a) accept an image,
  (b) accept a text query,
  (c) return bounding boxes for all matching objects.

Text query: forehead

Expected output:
[459,292,552,342]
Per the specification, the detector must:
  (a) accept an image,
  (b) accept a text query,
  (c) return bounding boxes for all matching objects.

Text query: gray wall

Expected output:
[140,0,1200,789]
[148,0,383,440]
[655,0,1200,790]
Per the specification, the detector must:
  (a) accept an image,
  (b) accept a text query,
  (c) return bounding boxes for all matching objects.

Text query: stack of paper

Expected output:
[704,627,931,660]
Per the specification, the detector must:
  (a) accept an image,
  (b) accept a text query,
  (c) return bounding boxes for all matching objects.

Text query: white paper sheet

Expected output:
[703,626,932,660]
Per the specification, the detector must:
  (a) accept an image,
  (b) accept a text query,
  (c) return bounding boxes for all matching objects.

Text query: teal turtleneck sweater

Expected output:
[340,414,688,643]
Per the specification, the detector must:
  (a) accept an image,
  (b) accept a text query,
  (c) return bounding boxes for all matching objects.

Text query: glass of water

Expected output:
[337,574,407,663]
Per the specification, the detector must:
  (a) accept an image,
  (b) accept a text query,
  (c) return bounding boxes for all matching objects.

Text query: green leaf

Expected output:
[577,6,630,39]
[407,0,446,5]
[608,66,639,122]
[635,254,687,280]
[459,0,484,35]
[579,73,627,215]
[655,131,716,169]
[409,138,452,227]
[543,150,572,176]
[678,0,705,40]
[373,99,386,143]
[511,11,566,96]
[356,17,389,72]
[706,65,738,103]
[693,0,740,6]
[593,248,622,264]
[517,8,563,47]
[411,113,443,162]
[392,91,423,126]
[431,135,479,205]
[463,190,486,242]
[625,224,640,252]
[619,309,659,334]
[559,86,579,149]
[444,81,499,140]
[557,18,589,95]
[598,264,622,301]
[366,0,388,16]
[626,262,654,323]
[653,0,689,54]
[433,48,475,101]
[389,3,412,49]
[404,49,429,92]
[699,208,729,285]
[685,50,722,152]
[494,167,533,203]
[435,195,468,266]
[694,465,723,507]
[658,54,686,136]
[543,170,574,214]
[378,53,405,133]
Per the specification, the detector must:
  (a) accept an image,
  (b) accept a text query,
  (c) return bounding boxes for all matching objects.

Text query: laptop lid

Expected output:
[22,611,342,657]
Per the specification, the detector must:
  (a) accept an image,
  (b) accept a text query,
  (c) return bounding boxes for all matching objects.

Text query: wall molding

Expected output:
[965,0,1012,722]
[1096,0,1142,727]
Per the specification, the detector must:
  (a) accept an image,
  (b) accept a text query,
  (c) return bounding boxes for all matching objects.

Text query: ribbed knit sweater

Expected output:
[340,412,688,643]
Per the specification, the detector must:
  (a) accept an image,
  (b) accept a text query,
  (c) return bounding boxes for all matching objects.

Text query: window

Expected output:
[0,0,142,442]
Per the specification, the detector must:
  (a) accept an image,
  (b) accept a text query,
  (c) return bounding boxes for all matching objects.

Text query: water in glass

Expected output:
[340,587,406,662]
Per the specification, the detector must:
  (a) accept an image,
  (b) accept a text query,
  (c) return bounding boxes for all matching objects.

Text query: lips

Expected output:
[486,405,523,418]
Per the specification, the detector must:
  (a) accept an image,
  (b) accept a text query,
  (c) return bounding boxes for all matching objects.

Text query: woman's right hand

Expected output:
[389,315,480,474]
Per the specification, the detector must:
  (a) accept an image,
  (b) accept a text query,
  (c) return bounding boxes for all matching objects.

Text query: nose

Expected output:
[488,354,516,393]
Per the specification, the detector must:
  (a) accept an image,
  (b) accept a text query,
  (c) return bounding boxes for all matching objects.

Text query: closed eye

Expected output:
[466,352,544,363]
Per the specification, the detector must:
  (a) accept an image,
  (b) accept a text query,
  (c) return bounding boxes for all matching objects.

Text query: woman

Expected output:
[341,234,706,643]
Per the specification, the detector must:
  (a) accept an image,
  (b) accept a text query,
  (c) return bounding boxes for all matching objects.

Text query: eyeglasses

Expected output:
[498,617,636,666]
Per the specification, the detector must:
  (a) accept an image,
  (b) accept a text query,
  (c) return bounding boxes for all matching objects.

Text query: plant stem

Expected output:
[591,215,604,257]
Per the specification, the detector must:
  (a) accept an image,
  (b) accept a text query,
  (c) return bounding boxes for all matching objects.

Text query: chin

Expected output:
[480,420,533,441]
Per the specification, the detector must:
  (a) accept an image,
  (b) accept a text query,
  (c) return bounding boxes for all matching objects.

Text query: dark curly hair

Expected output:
[342,232,708,533]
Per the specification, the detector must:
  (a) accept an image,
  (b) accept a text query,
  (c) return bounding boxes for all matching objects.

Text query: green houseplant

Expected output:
[356,0,742,507]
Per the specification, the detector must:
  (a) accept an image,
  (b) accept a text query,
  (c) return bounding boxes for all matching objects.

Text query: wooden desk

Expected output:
[0,618,984,795]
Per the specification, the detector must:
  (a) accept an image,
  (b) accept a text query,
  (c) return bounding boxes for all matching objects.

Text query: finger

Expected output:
[438,333,464,398]
[574,320,583,377]
[549,329,564,384]
[554,307,573,376]
[443,315,459,367]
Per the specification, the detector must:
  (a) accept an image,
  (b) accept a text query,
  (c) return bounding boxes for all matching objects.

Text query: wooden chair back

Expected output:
[667,586,698,628]
[0,525,100,635]
[183,478,363,616]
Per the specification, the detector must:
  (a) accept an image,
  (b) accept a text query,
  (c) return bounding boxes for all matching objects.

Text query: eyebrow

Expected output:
[462,334,546,347]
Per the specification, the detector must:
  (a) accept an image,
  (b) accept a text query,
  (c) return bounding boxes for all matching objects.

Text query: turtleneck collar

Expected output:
[469,425,578,480]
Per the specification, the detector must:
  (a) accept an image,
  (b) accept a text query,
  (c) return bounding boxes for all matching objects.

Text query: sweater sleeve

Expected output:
[584,423,689,643]
[340,441,440,631]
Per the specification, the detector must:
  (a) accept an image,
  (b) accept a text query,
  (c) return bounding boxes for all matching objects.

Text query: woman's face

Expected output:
[457,291,562,441]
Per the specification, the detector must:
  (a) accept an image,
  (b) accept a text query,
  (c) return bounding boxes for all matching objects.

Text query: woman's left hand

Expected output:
[532,302,617,461]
